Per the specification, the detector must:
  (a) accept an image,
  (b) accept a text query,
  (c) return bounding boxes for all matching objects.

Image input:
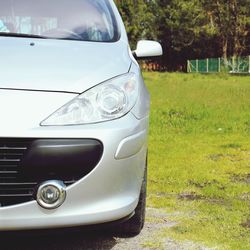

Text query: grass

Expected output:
[144,72,250,249]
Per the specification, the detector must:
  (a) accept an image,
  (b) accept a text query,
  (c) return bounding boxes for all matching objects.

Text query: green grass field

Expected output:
[144,73,250,249]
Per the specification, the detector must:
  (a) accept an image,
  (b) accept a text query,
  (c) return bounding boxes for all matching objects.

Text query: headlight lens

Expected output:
[41,73,138,126]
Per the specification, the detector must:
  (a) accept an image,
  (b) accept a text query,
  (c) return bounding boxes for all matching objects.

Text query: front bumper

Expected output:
[0,113,148,231]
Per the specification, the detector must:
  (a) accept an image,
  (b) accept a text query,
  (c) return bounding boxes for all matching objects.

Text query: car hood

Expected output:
[0,37,131,93]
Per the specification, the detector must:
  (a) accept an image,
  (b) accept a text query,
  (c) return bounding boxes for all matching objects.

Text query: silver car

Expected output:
[0,0,162,235]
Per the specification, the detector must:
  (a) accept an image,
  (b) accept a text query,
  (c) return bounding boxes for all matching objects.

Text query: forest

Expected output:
[115,0,250,71]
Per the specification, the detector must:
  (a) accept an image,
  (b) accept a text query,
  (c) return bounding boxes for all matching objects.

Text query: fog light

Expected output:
[37,180,66,209]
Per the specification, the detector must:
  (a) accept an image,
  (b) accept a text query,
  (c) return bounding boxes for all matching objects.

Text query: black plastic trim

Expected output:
[22,139,104,181]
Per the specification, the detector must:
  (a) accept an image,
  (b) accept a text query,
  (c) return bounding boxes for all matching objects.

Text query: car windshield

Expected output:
[0,0,118,42]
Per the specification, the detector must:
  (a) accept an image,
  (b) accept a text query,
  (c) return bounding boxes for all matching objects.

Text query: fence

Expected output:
[187,56,250,74]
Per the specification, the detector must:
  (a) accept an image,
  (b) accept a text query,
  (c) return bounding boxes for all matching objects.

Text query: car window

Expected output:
[0,0,119,42]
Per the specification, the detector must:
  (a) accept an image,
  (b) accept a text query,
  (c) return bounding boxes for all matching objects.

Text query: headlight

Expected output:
[41,73,138,126]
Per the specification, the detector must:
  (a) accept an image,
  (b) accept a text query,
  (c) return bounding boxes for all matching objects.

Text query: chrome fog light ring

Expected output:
[36,180,66,209]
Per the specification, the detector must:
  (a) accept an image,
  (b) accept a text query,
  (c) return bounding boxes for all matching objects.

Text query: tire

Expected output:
[115,157,147,236]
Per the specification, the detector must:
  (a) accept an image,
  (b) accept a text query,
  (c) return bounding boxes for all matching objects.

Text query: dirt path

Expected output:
[0,208,213,250]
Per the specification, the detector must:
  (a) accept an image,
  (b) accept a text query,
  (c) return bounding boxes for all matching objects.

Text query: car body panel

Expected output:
[0,38,131,93]
[0,89,77,133]
[0,0,150,231]
[0,113,148,230]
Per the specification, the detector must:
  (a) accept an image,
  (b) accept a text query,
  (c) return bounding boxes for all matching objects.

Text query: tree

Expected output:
[230,0,250,57]
[201,0,250,63]
[115,0,250,71]
[114,0,158,48]
[158,0,212,68]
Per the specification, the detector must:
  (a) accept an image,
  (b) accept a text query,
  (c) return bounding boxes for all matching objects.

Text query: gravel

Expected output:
[0,208,214,250]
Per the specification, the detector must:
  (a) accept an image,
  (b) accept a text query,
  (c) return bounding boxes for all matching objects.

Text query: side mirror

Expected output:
[133,40,163,59]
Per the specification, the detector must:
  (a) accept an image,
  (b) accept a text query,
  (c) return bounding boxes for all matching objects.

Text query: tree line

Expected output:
[114,0,250,71]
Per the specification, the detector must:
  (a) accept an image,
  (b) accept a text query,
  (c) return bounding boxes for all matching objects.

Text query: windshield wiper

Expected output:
[0,32,47,39]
